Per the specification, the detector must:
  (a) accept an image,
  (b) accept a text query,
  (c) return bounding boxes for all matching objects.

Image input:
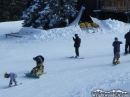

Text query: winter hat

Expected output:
[4,73,9,78]
[115,37,118,40]
[75,34,78,37]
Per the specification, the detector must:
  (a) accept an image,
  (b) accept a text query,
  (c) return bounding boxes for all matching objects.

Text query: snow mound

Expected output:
[2,18,129,42]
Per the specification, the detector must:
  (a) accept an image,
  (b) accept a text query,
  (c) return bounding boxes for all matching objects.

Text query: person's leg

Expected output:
[117,52,120,59]
[13,79,17,85]
[113,57,116,64]
[113,51,116,64]
[30,67,36,74]
[125,43,129,54]
[75,47,79,57]
[9,80,13,87]
[116,52,120,64]
[128,44,130,53]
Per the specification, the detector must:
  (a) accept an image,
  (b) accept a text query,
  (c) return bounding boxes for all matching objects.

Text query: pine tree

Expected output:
[22,0,78,29]
[35,0,55,29]
[0,0,30,22]
[22,0,45,28]
[61,0,78,25]
[37,0,63,29]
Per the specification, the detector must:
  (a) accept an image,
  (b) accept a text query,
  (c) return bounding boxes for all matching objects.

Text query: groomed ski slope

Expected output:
[0,18,130,97]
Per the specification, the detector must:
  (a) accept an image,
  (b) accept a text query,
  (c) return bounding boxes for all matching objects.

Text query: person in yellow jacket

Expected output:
[30,65,43,76]
[30,55,44,76]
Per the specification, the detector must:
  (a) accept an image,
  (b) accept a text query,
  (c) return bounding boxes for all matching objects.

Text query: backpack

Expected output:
[79,38,81,43]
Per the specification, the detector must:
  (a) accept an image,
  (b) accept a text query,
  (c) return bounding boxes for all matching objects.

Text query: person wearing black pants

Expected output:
[73,34,81,57]
[124,31,130,54]
[112,37,122,64]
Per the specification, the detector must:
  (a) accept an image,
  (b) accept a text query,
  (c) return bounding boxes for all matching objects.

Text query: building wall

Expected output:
[77,0,128,23]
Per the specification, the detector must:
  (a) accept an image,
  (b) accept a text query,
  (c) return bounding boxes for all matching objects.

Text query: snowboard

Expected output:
[4,83,22,89]
[25,73,40,78]
[25,72,47,78]
[66,56,84,59]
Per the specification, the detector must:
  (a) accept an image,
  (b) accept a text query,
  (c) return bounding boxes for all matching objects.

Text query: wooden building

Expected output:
[100,0,130,12]
[99,0,130,23]
[77,0,130,23]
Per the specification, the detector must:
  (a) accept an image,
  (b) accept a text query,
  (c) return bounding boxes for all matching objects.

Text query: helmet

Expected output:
[4,73,9,78]
[37,57,42,63]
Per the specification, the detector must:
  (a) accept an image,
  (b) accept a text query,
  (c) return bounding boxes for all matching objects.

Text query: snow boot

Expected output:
[113,62,117,65]
[116,60,120,64]
[113,61,117,65]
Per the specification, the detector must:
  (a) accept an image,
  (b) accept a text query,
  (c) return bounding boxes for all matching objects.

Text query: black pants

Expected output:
[125,43,130,53]
[75,47,79,56]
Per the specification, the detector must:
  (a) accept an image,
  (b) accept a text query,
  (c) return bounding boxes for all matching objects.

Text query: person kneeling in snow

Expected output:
[4,72,17,87]
[30,65,43,76]
[30,55,44,76]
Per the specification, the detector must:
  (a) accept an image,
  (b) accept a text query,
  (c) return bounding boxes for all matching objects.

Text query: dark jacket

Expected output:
[112,41,122,52]
[73,36,81,48]
[124,31,130,44]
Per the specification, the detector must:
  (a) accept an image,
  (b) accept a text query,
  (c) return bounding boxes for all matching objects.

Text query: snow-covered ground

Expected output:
[0,18,130,97]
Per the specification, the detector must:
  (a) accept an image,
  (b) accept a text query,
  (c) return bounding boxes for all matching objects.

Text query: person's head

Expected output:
[75,34,78,37]
[33,56,44,66]
[4,73,9,78]
[115,37,118,41]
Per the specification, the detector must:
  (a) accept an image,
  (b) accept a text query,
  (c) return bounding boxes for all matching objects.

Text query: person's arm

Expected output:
[112,42,114,47]
[73,37,75,41]
[119,41,123,44]
[124,33,127,39]
[9,79,13,86]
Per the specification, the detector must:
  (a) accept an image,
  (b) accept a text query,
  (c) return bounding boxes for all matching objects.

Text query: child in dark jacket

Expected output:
[112,37,122,64]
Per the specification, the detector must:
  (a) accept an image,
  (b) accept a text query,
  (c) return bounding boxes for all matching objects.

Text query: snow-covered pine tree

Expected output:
[47,0,62,28]
[61,0,78,25]
[35,0,60,29]
[22,0,78,29]
[22,0,45,28]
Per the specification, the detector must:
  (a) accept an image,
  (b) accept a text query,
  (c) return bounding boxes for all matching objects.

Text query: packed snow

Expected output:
[0,18,130,97]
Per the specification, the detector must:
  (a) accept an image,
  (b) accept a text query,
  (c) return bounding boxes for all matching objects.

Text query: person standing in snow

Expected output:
[124,31,130,54]
[4,72,17,87]
[112,37,122,64]
[73,34,81,57]
[30,55,44,75]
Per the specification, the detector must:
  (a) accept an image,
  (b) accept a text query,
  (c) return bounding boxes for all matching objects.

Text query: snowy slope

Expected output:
[0,18,130,97]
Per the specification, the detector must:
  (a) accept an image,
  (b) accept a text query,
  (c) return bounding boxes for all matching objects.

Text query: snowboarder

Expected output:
[30,55,44,76]
[73,34,81,57]
[124,31,130,54]
[112,37,122,64]
[4,72,17,87]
